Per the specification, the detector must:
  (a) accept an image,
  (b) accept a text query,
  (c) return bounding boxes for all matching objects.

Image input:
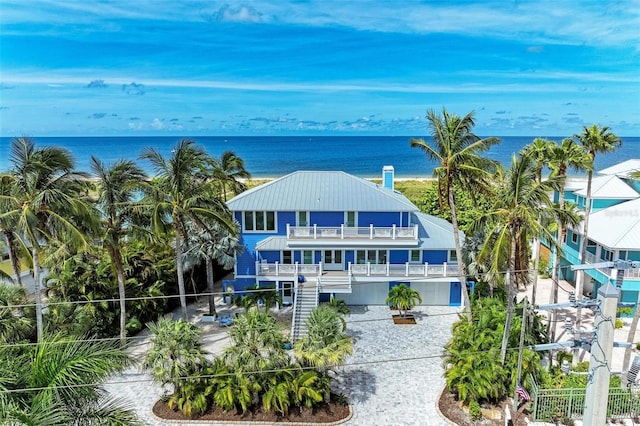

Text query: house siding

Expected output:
[358,211,403,227]
[310,211,344,226]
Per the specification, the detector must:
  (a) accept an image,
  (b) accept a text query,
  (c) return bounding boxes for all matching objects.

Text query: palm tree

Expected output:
[385,283,422,317]
[0,137,95,340]
[574,125,621,327]
[0,175,26,287]
[140,139,235,320]
[0,333,139,425]
[90,157,146,345]
[520,138,555,307]
[0,283,34,343]
[293,304,353,371]
[212,150,251,202]
[182,220,242,317]
[411,108,500,320]
[476,154,575,363]
[547,138,590,341]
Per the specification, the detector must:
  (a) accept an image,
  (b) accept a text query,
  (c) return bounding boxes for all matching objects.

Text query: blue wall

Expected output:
[310,211,344,226]
[278,212,295,233]
[390,250,409,263]
[423,250,447,264]
[358,211,401,227]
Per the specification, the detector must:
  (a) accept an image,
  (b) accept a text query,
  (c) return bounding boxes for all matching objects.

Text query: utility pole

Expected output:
[583,282,618,426]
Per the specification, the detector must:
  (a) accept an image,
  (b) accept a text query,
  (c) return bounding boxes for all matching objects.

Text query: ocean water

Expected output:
[1,135,639,178]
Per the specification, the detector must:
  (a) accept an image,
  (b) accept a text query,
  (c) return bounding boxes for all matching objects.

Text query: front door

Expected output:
[282,281,294,306]
[322,250,343,271]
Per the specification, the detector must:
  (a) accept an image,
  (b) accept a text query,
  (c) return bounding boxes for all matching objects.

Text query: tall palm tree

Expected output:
[212,150,251,202]
[411,108,500,320]
[0,137,95,340]
[0,175,27,287]
[520,138,555,306]
[546,138,590,341]
[90,157,147,345]
[140,139,234,320]
[574,125,621,327]
[476,154,574,363]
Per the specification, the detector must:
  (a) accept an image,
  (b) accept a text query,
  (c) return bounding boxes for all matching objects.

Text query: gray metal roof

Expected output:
[413,212,462,250]
[227,171,418,212]
[574,175,638,199]
[598,159,640,179]
[587,198,640,250]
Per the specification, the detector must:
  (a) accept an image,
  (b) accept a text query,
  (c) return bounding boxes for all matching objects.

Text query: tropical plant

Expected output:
[293,304,353,371]
[475,154,577,363]
[0,174,27,287]
[0,333,139,425]
[325,295,350,315]
[90,157,147,345]
[411,108,500,320]
[547,137,590,341]
[211,150,251,202]
[223,309,289,374]
[0,282,35,343]
[140,139,235,320]
[385,283,422,317]
[0,137,97,340]
[574,124,621,325]
[143,317,207,398]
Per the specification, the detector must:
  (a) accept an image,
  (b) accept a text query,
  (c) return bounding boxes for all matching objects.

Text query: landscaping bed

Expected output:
[153,394,351,424]
[438,389,531,426]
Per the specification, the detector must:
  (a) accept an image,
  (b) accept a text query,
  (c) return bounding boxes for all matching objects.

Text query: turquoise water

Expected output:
[1,135,638,178]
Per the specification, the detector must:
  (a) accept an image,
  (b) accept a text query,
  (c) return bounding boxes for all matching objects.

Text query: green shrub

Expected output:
[636,342,640,351]
[615,318,624,329]
[469,400,483,421]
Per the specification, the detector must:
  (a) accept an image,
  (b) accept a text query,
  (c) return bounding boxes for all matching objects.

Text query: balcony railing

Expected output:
[287,224,418,241]
[256,260,458,279]
[582,251,640,280]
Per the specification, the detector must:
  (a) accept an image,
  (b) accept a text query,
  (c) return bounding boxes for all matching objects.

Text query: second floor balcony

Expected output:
[286,224,419,247]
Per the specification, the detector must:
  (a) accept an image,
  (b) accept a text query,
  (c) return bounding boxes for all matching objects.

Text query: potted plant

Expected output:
[385,284,422,324]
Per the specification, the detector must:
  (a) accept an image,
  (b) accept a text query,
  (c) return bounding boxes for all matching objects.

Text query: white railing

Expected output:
[256,260,322,277]
[257,260,459,278]
[287,224,418,240]
[583,252,640,280]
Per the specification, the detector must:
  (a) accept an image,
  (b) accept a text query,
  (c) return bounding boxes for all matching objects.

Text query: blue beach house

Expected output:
[552,159,640,308]
[223,167,464,340]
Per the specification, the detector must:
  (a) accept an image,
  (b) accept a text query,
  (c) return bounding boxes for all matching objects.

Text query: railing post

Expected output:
[287,223,291,237]
[414,224,419,238]
[313,224,317,239]
[444,262,448,277]
[256,260,259,275]
[367,261,371,276]
[424,262,428,277]
[369,224,373,239]
[348,261,352,275]
[341,224,344,239]
[392,224,396,240]
[405,262,409,277]
[275,261,279,276]
[295,261,299,277]
[318,261,323,276]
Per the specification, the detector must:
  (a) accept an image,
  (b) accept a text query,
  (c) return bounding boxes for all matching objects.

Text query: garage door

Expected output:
[411,282,450,306]
[342,282,388,305]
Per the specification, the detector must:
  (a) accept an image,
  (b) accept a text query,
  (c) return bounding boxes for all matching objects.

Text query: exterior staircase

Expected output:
[290,279,319,342]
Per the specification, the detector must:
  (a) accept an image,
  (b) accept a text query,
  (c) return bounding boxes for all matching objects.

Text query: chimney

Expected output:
[382,165,394,190]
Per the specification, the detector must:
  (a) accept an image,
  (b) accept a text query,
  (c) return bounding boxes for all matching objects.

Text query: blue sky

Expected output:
[1,0,638,136]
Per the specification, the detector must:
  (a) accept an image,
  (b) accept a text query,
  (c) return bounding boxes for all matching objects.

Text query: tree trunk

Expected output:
[4,232,23,287]
[576,168,594,330]
[206,257,217,317]
[501,235,518,364]
[110,245,128,346]
[448,186,472,321]
[32,246,44,341]
[175,226,189,321]
[548,183,566,342]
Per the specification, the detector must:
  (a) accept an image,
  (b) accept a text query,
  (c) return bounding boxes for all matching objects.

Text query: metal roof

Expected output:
[574,175,638,199]
[587,198,640,250]
[227,171,418,212]
[413,212,461,250]
[598,159,640,179]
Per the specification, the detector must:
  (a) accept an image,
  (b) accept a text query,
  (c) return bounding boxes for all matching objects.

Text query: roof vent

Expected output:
[382,165,394,191]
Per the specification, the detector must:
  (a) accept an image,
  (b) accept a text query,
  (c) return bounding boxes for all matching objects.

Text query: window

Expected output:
[587,239,596,247]
[356,250,387,264]
[298,211,309,227]
[244,211,275,231]
[449,250,458,262]
[346,211,356,227]
[410,250,421,263]
[303,250,313,264]
[571,231,578,244]
[603,249,613,262]
[282,250,292,264]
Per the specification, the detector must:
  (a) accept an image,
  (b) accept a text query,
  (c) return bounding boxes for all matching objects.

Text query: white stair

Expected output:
[290,280,319,342]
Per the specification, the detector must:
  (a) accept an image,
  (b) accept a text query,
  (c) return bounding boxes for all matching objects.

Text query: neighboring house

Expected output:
[223,167,464,339]
[552,159,640,307]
